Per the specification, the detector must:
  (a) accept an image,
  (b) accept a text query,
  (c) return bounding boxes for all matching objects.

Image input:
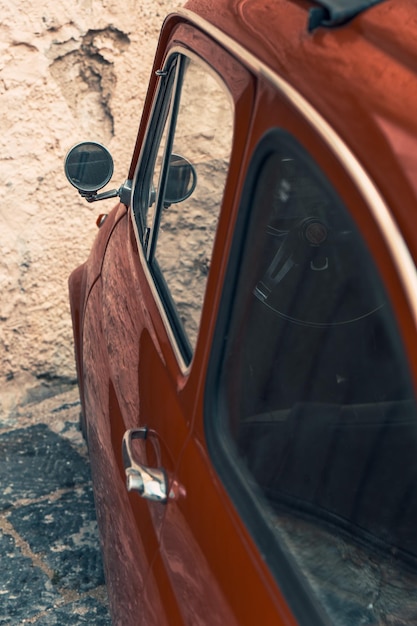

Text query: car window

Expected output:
[209,130,417,625]
[135,53,234,360]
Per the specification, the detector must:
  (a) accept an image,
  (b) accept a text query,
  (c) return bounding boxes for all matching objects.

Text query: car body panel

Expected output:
[68,0,417,624]
[175,0,417,265]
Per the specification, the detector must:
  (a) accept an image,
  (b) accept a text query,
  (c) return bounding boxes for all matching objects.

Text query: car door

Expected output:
[151,75,417,626]
[88,26,255,626]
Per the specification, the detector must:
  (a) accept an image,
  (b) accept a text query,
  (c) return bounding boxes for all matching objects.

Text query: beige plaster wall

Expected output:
[0,0,174,415]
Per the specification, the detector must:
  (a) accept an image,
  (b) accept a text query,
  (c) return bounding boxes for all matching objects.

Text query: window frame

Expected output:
[131,53,179,246]
[204,125,417,625]
[131,48,236,366]
[204,129,331,626]
[145,54,187,264]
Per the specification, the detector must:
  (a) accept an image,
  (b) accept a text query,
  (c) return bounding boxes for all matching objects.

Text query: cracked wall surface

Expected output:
[0,0,174,416]
[49,27,131,142]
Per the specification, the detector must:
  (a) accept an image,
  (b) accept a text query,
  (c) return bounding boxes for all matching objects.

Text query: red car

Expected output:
[66,0,417,623]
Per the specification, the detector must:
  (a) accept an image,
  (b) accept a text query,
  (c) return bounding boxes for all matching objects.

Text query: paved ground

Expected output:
[0,386,112,625]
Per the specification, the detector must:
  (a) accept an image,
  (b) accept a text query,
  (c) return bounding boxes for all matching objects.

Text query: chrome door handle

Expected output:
[122,428,168,503]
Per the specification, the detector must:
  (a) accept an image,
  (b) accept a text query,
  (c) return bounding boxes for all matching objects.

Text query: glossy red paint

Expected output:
[68,0,417,624]
[184,0,417,258]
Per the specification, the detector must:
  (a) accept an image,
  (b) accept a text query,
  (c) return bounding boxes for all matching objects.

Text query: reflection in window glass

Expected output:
[147,115,171,235]
[154,57,233,351]
[218,133,417,625]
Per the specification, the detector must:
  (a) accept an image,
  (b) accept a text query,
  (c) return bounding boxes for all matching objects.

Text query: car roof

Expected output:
[306,0,386,30]
[182,0,417,243]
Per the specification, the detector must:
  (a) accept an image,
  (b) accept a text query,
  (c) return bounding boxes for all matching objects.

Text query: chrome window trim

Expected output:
[146,54,185,263]
[130,49,188,374]
[176,8,417,329]
[136,218,190,375]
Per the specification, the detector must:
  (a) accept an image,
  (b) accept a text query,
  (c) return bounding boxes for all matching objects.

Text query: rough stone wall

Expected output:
[0,0,174,415]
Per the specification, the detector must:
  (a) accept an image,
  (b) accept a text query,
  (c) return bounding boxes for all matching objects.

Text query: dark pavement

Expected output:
[0,387,112,625]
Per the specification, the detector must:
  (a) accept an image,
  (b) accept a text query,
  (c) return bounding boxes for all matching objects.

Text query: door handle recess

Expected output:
[122,428,168,503]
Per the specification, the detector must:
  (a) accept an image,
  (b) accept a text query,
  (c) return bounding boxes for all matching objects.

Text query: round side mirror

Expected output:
[165,154,197,205]
[65,142,114,193]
